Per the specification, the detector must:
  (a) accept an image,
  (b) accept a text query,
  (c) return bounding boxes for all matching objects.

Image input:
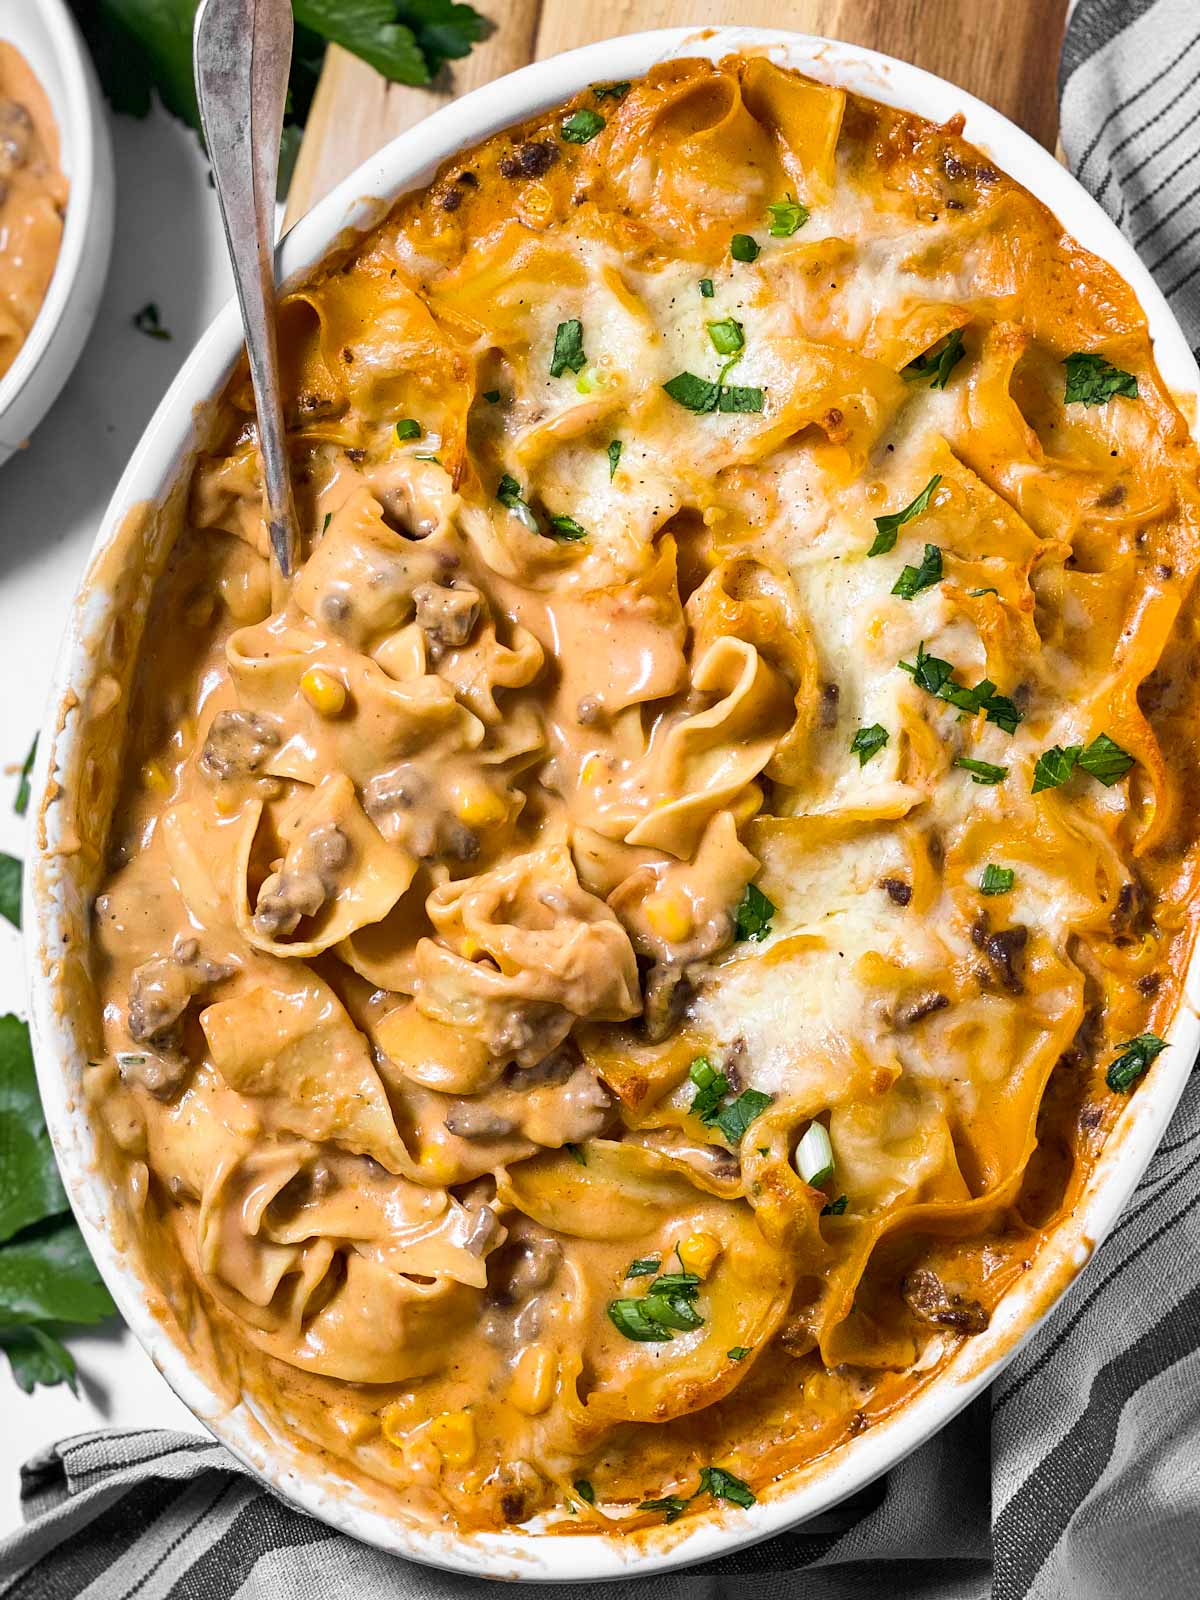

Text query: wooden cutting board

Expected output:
[284,0,1068,227]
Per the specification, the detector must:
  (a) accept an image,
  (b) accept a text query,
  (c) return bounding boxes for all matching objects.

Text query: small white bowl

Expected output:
[26,25,1200,1583]
[0,0,114,465]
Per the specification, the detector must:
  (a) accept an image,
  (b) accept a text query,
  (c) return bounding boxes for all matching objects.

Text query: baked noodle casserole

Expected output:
[81,55,1200,1535]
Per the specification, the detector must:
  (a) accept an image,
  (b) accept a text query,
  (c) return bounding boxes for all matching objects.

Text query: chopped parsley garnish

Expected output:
[625,1257,661,1278]
[546,513,587,541]
[1031,733,1135,794]
[715,1089,773,1146]
[730,233,760,262]
[707,317,745,357]
[608,1268,704,1341]
[697,1466,756,1508]
[980,863,1015,895]
[689,1058,771,1146]
[1106,1033,1166,1092]
[850,724,889,766]
[15,735,37,817]
[728,1346,751,1360]
[394,417,421,441]
[565,1143,587,1166]
[868,474,941,556]
[573,1478,596,1504]
[550,318,586,377]
[481,388,500,403]
[662,370,764,414]
[639,1496,689,1523]
[734,882,775,942]
[496,473,539,533]
[688,1056,729,1123]
[767,193,809,236]
[904,328,966,389]
[1064,352,1139,406]
[607,439,622,479]
[561,108,605,144]
[133,302,171,340]
[699,277,715,298]
[821,1193,849,1217]
[891,543,943,600]
[898,641,1022,733]
[0,854,20,928]
[591,81,630,101]
[320,512,332,536]
[955,757,1008,785]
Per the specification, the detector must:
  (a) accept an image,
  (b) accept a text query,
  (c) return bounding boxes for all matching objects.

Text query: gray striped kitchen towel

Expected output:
[3,2,1200,1595]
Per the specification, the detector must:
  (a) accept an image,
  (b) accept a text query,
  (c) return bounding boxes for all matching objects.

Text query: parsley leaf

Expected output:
[850,724,889,766]
[718,383,765,413]
[904,328,966,389]
[1031,743,1082,793]
[1106,1032,1166,1092]
[625,1257,661,1278]
[868,475,941,556]
[728,1345,751,1360]
[734,882,775,942]
[546,514,587,541]
[132,302,171,340]
[767,193,809,236]
[565,1143,587,1166]
[481,389,500,403]
[707,317,745,356]
[0,853,20,929]
[715,1089,772,1145]
[1077,732,1135,786]
[954,757,1008,785]
[697,1466,756,1508]
[394,417,421,441]
[821,1194,849,1216]
[699,277,715,298]
[891,543,943,600]
[980,863,1015,895]
[591,81,630,101]
[0,1014,66,1244]
[550,318,586,378]
[1032,734,1134,793]
[75,0,486,154]
[898,642,1022,733]
[688,1056,729,1124]
[573,1478,596,1504]
[0,1326,78,1396]
[607,439,622,479]
[663,371,720,413]
[663,371,764,415]
[1064,352,1139,406]
[731,233,760,262]
[639,1495,689,1522]
[607,1298,680,1341]
[14,735,35,818]
[561,107,605,144]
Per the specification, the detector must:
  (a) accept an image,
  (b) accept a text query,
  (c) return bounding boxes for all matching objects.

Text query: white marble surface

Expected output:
[0,102,240,1532]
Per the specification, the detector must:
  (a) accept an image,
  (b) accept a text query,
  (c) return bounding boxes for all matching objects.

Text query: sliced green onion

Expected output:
[795,1121,834,1186]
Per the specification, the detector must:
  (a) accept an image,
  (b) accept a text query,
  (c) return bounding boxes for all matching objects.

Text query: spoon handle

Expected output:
[194,0,297,585]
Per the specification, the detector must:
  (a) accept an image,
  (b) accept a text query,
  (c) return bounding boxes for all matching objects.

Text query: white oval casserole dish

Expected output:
[25,25,1200,1582]
[0,0,114,466]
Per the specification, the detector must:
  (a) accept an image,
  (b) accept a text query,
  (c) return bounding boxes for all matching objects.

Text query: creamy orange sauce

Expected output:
[0,42,66,381]
[83,58,1200,1535]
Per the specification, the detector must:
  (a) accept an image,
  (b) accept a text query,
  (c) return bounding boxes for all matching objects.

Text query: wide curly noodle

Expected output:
[86,56,1200,1534]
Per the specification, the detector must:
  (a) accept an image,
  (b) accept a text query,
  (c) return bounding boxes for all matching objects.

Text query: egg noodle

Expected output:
[85,56,1200,1533]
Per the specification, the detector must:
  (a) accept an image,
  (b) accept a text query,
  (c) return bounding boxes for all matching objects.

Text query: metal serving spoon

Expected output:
[194,0,297,586]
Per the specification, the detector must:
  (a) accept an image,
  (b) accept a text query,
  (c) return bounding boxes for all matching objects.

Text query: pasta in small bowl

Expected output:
[25,24,1200,1582]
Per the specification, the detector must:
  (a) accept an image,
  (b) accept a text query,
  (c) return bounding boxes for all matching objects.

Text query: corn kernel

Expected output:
[140,759,169,794]
[677,1232,722,1279]
[581,755,606,787]
[380,1398,415,1447]
[460,934,482,961]
[428,1410,475,1467]
[452,780,507,827]
[213,788,240,817]
[510,1343,557,1416]
[644,890,694,945]
[300,666,347,717]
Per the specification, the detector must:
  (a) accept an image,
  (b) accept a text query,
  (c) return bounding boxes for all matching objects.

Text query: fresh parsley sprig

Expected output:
[898,642,1022,734]
[868,475,942,556]
[1031,734,1134,794]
